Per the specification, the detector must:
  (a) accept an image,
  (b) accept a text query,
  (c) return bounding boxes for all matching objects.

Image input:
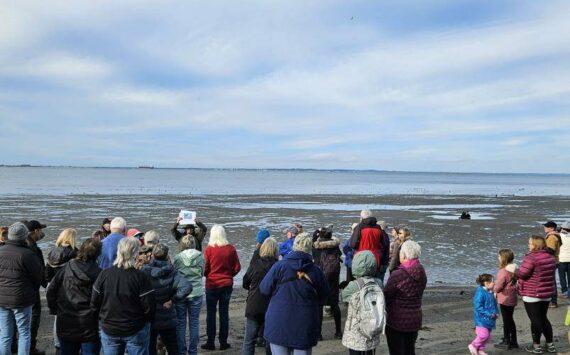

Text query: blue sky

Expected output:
[1,0,569,173]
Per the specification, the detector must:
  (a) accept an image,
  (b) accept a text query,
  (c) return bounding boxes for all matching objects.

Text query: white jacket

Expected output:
[559,232,570,263]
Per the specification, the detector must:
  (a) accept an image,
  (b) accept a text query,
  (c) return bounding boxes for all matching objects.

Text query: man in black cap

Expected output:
[544,221,561,308]
[24,220,47,355]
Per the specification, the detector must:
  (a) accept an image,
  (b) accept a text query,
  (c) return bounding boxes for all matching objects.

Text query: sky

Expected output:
[1,0,569,173]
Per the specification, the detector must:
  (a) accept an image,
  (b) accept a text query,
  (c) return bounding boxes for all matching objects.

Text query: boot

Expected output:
[508,332,519,349]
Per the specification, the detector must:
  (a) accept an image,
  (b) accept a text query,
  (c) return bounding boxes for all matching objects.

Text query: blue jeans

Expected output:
[59,338,100,355]
[176,295,203,355]
[205,286,232,345]
[100,323,150,355]
[269,343,312,355]
[0,306,32,355]
[242,318,270,355]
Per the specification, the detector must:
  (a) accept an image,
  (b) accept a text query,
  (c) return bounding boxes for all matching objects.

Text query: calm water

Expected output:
[0,167,569,196]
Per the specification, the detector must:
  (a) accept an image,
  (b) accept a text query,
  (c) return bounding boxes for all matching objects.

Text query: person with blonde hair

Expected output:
[242,237,279,355]
[202,225,241,351]
[46,228,78,282]
[260,232,329,355]
[91,237,155,354]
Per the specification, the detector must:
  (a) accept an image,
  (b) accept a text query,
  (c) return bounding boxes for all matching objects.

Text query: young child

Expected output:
[469,274,499,355]
[493,249,518,350]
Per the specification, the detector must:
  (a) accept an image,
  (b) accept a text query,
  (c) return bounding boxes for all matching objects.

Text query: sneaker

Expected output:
[334,332,343,339]
[549,302,558,308]
[494,338,509,350]
[525,344,544,353]
[545,343,556,353]
[219,343,231,350]
[201,343,215,351]
[468,344,478,355]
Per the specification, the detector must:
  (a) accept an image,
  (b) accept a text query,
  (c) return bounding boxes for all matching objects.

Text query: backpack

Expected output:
[350,277,386,339]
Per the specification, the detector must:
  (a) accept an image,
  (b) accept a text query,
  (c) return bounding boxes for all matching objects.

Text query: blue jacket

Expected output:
[99,233,123,269]
[473,286,498,329]
[342,239,355,268]
[278,238,295,258]
[260,251,329,349]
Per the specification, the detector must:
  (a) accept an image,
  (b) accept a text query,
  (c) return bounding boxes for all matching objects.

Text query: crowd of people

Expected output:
[0,211,566,355]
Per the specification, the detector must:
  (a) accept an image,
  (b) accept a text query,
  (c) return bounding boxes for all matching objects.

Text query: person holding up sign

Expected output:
[171,211,208,252]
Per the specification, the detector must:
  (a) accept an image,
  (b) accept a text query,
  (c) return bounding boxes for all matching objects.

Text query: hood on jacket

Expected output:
[284,251,314,272]
[67,259,100,286]
[314,237,340,250]
[352,251,376,277]
[177,249,202,267]
[47,246,77,267]
[361,217,378,227]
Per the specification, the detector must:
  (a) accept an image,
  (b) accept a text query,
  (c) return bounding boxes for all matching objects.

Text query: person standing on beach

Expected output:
[468,274,499,355]
[493,249,518,350]
[98,217,127,269]
[543,221,561,308]
[389,227,412,273]
[99,218,112,240]
[377,221,391,283]
[24,220,48,355]
[558,222,570,299]
[91,237,156,355]
[202,225,241,351]
[171,217,207,251]
[249,228,271,266]
[278,225,300,258]
[349,210,384,281]
[46,239,102,355]
[0,222,43,355]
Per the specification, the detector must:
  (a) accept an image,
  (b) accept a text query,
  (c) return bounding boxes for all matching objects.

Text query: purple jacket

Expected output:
[384,260,427,332]
[515,250,556,299]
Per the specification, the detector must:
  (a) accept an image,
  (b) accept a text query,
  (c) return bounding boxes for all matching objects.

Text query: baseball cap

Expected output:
[543,221,557,229]
[127,228,144,239]
[25,220,47,231]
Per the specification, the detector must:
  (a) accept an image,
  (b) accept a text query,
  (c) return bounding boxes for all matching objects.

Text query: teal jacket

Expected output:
[473,286,498,329]
[174,249,204,298]
[341,250,377,302]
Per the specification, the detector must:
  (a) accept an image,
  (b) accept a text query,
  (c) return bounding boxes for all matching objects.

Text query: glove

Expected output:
[505,263,517,273]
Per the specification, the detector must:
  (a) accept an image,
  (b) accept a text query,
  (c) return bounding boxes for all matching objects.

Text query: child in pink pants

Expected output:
[469,274,499,355]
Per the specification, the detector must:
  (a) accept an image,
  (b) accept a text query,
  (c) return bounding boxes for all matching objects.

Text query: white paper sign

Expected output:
[179,210,196,225]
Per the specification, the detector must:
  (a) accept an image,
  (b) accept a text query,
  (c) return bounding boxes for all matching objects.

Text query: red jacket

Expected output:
[515,249,556,299]
[204,244,241,289]
[349,217,382,269]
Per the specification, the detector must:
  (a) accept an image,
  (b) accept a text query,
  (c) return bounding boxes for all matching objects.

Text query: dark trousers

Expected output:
[499,304,517,345]
[319,304,341,335]
[385,326,418,355]
[205,286,232,345]
[349,350,376,355]
[523,301,553,345]
[31,296,41,349]
[558,262,570,294]
[346,267,354,282]
[149,327,177,355]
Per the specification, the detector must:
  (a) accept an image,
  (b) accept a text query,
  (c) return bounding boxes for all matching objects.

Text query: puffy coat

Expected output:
[313,237,341,305]
[260,251,329,349]
[0,240,44,308]
[515,249,556,298]
[46,259,101,342]
[243,255,278,322]
[141,259,192,330]
[473,286,498,329]
[493,267,517,306]
[204,244,241,289]
[341,251,380,351]
[384,259,427,332]
[350,217,382,270]
[46,246,78,283]
[173,249,204,298]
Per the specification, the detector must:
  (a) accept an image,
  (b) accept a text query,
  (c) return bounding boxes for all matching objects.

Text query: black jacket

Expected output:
[46,246,78,283]
[170,221,207,251]
[141,260,192,330]
[91,266,156,337]
[0,240,44,308]
[26,237,47,288]
[243,255,277,322]
[46,259,101,342]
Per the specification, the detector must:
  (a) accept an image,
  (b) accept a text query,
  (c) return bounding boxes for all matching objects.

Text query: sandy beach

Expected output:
[33,286,570,355]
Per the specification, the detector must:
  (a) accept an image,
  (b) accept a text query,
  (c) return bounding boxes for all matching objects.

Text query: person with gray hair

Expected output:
[384,240,427,355]
[260,232,329,355]
[98,217,127,269]
[350,209,387,283]
[141,244,192,355]
[91,237,156,354]
[0,222,43,355]
[143,230,160,247]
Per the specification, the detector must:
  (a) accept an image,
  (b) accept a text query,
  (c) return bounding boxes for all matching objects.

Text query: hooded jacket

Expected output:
[173,249,204,298]
[0,240,44,308]
[313,237,342,304]
[260,251,329,349]
[349,217,383,270]
[141,259,192,330]
[46,259,101,342]
[473,286,498,329]
[515,249,556,299]
[46,246,78,283]
[341,251,381,351]
[384,259,427,332]
[243,255,278,322]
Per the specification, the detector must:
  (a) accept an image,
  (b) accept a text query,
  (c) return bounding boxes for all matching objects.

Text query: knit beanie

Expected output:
[293,232,313,254]
[256,228,270,244]
[8,222,29,241]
